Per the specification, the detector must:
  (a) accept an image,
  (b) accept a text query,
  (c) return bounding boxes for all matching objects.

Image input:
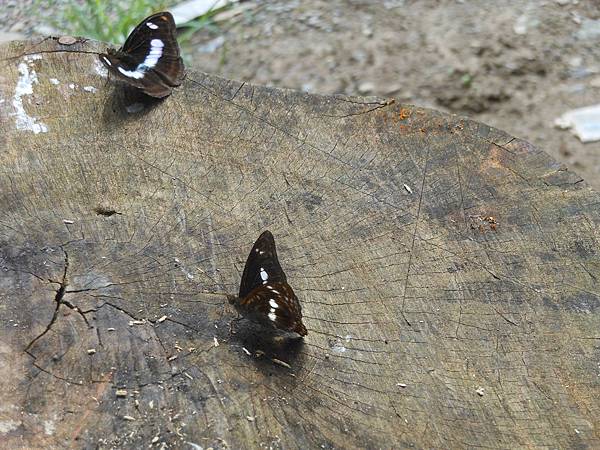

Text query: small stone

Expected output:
[358,81,375,95]
[87,348,96,355]
[123,415,136,421]
[157,315,167,323]
[476,387,485,396]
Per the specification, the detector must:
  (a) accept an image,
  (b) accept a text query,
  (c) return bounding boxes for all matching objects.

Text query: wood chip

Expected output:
[242,347,251,356]
[58,35,77,45]
[116,389,127,397]
[87,348,96,355]
[123,415,136,421]
[184,372,194,380]
[157,315,167,323]
[271,358,291,369]
[128,320,146,326]
[403,184,413,194]
[168,355,178,361]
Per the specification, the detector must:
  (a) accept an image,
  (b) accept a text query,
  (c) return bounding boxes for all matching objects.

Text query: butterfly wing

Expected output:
[234,231,307,336]
[238,230,287,299]
[99,11,184,97]
[239,282,307,336]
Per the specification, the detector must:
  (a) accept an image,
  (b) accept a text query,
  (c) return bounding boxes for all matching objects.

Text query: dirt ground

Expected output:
[4,0,600,189]
[188,0,600,190]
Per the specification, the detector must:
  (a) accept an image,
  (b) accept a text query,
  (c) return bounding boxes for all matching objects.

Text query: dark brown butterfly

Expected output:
[99,12,185,98]
[229,231,308,337]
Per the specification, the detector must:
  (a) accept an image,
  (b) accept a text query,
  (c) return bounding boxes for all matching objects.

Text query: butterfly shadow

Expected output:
[100,85,165,127]
[227,320,307,375]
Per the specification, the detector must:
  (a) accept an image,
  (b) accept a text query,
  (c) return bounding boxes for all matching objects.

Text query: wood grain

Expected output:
[1,38,599,449]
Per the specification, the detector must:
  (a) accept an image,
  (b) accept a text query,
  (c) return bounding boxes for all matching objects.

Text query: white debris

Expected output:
[271,358,291,369]
[83,86,97,93]
[213,337,219,347]
[128,320,146,326]
[115,389,127,397]
[12,59,48,134]
[242,347,251,356]
[157,315,167,323]
[49,78,60,85]
[403,184,413,194]
[63,219,74,224]
[555,104,600,142]
[476,386,485,396]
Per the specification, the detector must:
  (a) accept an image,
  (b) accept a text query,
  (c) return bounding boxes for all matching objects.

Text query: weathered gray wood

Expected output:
[1,37,599,449]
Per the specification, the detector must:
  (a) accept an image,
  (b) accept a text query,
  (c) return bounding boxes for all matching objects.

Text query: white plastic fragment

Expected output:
[170,0,234,26]
[555,104,600,142]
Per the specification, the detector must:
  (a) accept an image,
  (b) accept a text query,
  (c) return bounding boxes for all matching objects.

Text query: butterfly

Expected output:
[229,231,308,337]
[99,11,185,98]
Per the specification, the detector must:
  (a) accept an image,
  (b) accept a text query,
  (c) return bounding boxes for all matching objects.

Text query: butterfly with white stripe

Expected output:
[228,231,307,337]
[99,12,184,98]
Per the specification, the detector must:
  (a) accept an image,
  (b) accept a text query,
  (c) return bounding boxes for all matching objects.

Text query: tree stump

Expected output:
[1,38,599,449]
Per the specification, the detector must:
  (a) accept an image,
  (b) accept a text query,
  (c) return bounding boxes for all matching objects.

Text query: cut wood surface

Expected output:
[1,38,599,449]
